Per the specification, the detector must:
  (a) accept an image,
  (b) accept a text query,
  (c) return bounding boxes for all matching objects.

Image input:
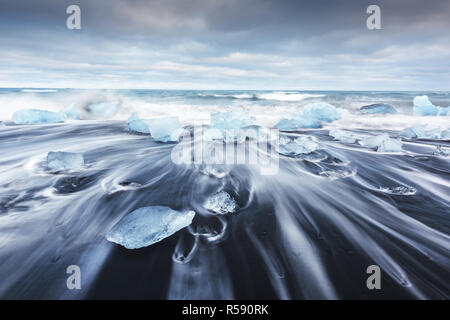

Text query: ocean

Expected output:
[0,89,449,299]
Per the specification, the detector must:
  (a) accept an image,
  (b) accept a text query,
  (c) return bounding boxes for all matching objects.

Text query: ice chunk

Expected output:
[379,186,417,195]
[413,95,438,116]
[438,106,450,116]
[360,103,397,114]
[47,151,84,170]
[359,134,402,152]
[85,101,119,118]
[210,109,255,131]
[13,109,66,124]
[329,129,357,143]
[146,116,183,142]
[275,116,322,130]
[300,102,346,122]
[61,105,80,120]
[434,146,450,157]
[423,128,441,139]
[378,138,403,152]
[441,129,450,140]
[278,135,320,155]
[106,206,195,249]
[0,121,3,127]
[127,112,150,134]
[399,125,427,139]
[204,191,237,215]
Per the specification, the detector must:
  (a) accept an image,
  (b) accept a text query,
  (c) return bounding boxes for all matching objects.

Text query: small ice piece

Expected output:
[12,109,66,124]
[127,112,150,134]
[61,105,80,120]
[278,135,319,155]
[438,106,450,116]
[329,128,357,143]
[106,206,196,249]
[146,116,183,142]
[413,95,438,116]
[434,146,450,157]
[423,128,441,139]
[275,116,322,130]
[360,103,397,114]
[300,102,346,122]
[441,129,450,140]
[204,191,237,215]
[47,151,84,170]
[378,137,402,152]
[0,121,3,126]
[359,134,402,152]
[379,186,417,195]
[210,109,255,131]
[400,126,427,139]
[203,127,223,141]
[85,101,119,118]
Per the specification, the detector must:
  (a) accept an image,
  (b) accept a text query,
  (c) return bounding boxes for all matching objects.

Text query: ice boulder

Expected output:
[85,101,119,118]
[47,151,84,170]
[127,112,150,134]
[438,106,450,116]
[329,129,357,143]
[399,126,427,139]
[210,109,255,131]
[278,135,320,155]
[359,134,402,152]
[204,191,237,215]
[300,102,346,122]
[413,95,438,116]
[106,206,195,249]
[13,109,66,124]
[203,127,223,141]
[61,105,80,120]
[147,116,183,142]
[441,130,450,140]
[360,103,397,115]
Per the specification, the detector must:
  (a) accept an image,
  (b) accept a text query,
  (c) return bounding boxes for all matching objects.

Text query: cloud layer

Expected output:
[0,0,449,90]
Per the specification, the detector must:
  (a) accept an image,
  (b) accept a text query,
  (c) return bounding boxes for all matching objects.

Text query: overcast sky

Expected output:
[0,0,449,90]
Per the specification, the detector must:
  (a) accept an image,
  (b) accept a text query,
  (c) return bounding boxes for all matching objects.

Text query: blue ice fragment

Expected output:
[127,112,150,134]
[61,105,80,120]
[146,116,183,142]
[204,191,237,215]
[413,95,438,116]
[0,121,3,127]
[210,109,255,131]
[400,126,427,139]
[329,128,357,143]
[441,130,450,140]
[47,151,84,170]
[85,101,119,118]
[106,206,196,249]
[278,135,320,155]
[203,127,224,141]
[360,103,397,114]
[359,133,402,152]
[275,116,322,131]
[300,102,346,122]
[438,106,450,116]
[12,109,66,124]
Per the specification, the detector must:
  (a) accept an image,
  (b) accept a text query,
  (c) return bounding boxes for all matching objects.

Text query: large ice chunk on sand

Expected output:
[146,116,183,142]
[329,129,357,143]
[278,135,320,155]
[106,206,195,249]
[204,191,237,215]
[413,95,438,116]
[275,115,322,130]
[47,151,84,170]
[441,129,450,140]
[13,109,66,124]
[360,103,397,115]
[400,125,427,139]
[127,112,150,134]
[210,109,255,131]
[359,134,402,152]
[300,102,346,122]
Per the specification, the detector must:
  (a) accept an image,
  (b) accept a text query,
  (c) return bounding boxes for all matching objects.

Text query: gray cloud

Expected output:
[0,0,449,89]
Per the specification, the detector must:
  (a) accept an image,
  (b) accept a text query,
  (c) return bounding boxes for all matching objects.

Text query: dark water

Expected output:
[0,89,449,299]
